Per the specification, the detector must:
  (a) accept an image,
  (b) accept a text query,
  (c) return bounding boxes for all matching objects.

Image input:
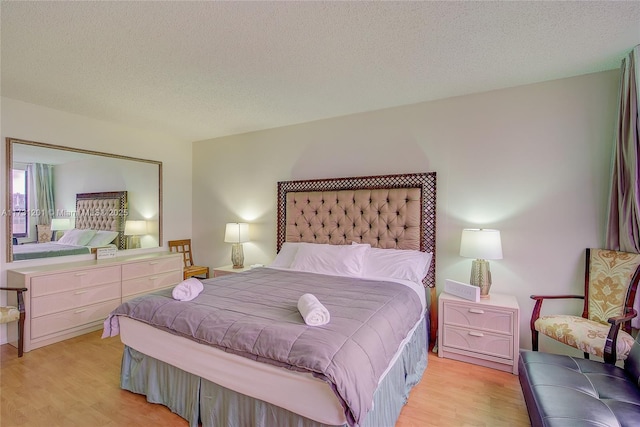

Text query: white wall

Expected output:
[1,97,193,342]
[192,70,620,355]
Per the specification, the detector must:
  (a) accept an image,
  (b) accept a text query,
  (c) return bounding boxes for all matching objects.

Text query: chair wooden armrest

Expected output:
[530,294,585,301]
[603,308,638,364]
[0,287,28,311]
[0,287,28,357]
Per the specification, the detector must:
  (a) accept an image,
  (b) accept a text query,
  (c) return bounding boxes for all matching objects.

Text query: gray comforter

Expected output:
[12,242,91,260]
[106,267,423,426]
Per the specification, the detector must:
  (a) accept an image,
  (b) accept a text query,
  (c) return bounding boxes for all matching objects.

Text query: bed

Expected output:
[104,173,437,427]
[12,191,127,261]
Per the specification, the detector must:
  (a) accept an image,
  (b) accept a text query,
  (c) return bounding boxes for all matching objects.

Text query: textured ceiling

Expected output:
[1,1,639,142]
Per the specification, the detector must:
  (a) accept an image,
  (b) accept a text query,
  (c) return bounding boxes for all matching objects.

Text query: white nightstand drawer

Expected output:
[438,291,520,374]
[442,324,513,359]
[443,302,514,334]
[31,266,121,297]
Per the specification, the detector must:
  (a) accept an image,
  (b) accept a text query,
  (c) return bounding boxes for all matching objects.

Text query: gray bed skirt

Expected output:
[120,315,428,427]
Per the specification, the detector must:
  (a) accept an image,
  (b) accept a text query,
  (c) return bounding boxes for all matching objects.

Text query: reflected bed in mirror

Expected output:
[5,138,163,263]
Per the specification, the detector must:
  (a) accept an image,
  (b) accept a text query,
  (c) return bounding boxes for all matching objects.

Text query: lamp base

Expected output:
[470,259,492,299]
[231,243,244,269]
[127,235,141,249]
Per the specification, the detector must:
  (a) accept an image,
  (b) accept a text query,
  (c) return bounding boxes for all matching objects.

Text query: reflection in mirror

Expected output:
[5,138,162,263]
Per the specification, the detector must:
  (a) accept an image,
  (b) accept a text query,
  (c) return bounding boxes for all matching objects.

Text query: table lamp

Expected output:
[124,220,147,249]
[50,218,71,241]
[459,228,503,299]
[224,222,249,268]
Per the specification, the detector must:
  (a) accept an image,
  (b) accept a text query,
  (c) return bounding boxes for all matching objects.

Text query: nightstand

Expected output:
[212,265,253,277]
[438,291,520,374]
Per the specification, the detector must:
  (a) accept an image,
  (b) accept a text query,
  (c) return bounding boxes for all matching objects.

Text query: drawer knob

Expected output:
[468,331,484,337]
[469,309,485,314]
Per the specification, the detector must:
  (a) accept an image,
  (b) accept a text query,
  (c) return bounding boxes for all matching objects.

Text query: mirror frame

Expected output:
[5,137,163,263]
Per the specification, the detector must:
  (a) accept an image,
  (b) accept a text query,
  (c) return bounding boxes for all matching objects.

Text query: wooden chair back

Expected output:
[168,239,209,280]
[169,239,196,268]
[36,224,52,243]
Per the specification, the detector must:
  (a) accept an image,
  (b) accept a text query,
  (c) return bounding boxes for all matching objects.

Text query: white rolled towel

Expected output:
[172,278,204,301]
[297,293,330,326]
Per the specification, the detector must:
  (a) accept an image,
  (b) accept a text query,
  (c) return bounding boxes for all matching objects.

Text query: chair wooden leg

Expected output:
[583,352,590,360]
[532,329,539,351]
[18,312,25,357]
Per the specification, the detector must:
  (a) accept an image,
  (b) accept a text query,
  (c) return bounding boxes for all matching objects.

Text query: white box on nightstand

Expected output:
[212,264,253,277]
[438,291,520,374]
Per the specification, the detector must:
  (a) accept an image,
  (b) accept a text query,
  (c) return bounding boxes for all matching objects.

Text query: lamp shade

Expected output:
[124,220,147,236]
[459,229,503,260]
[224,223,249,243]
[50,218,71,231]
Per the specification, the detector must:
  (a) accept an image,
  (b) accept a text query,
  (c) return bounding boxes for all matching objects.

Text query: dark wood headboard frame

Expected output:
[75,191,128,250]
[276,172,437,339]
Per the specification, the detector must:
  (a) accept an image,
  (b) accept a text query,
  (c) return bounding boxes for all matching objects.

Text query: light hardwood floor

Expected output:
[1,333,530,427]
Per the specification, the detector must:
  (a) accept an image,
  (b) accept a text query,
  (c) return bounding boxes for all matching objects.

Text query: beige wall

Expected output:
[0,70,621,354]
[0,97,193,342]
[193,70,620,354]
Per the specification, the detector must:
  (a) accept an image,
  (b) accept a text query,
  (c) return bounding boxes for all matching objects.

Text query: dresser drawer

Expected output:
[31,282,121,318]
[31,299,121,339]
[30,266,121,297]
[443,302,514,334]
[122,257,182,280]
[122,270,182,298]
[442,324,513,359]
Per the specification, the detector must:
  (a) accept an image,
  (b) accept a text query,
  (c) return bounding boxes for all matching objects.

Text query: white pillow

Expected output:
[86,230,119,247]
[269,242,311,268]
[56,228,97,246]
[362,247,433,283]
[289,243,370,277]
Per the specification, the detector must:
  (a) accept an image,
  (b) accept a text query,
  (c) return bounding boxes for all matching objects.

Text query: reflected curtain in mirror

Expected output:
[31,163,55,226]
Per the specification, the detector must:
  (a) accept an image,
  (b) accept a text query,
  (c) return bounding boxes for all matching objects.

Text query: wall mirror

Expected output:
[5,138,163,263]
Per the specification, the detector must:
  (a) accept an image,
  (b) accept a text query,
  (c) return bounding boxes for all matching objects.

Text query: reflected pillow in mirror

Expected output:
[56,228,97,246]
[86,230,119,247]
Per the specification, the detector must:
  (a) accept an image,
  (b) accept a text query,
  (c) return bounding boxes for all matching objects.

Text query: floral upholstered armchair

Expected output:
[36,224,52,243]
[0,286,28,357]
[530,248,640,364]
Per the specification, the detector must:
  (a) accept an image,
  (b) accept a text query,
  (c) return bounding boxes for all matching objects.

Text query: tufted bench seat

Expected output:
[518,333,640,427]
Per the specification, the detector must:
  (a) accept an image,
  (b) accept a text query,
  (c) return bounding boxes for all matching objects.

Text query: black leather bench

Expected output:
[519,333,640,427]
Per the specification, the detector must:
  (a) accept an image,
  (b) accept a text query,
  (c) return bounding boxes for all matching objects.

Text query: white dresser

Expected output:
[438,291,520,374]
[6,252,182,353]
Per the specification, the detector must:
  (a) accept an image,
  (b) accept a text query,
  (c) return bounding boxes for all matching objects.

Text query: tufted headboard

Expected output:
[277,173,437,338]
[75,191,128,250]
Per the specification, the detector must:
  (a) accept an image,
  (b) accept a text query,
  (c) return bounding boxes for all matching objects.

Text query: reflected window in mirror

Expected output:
[12,167,27,238]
